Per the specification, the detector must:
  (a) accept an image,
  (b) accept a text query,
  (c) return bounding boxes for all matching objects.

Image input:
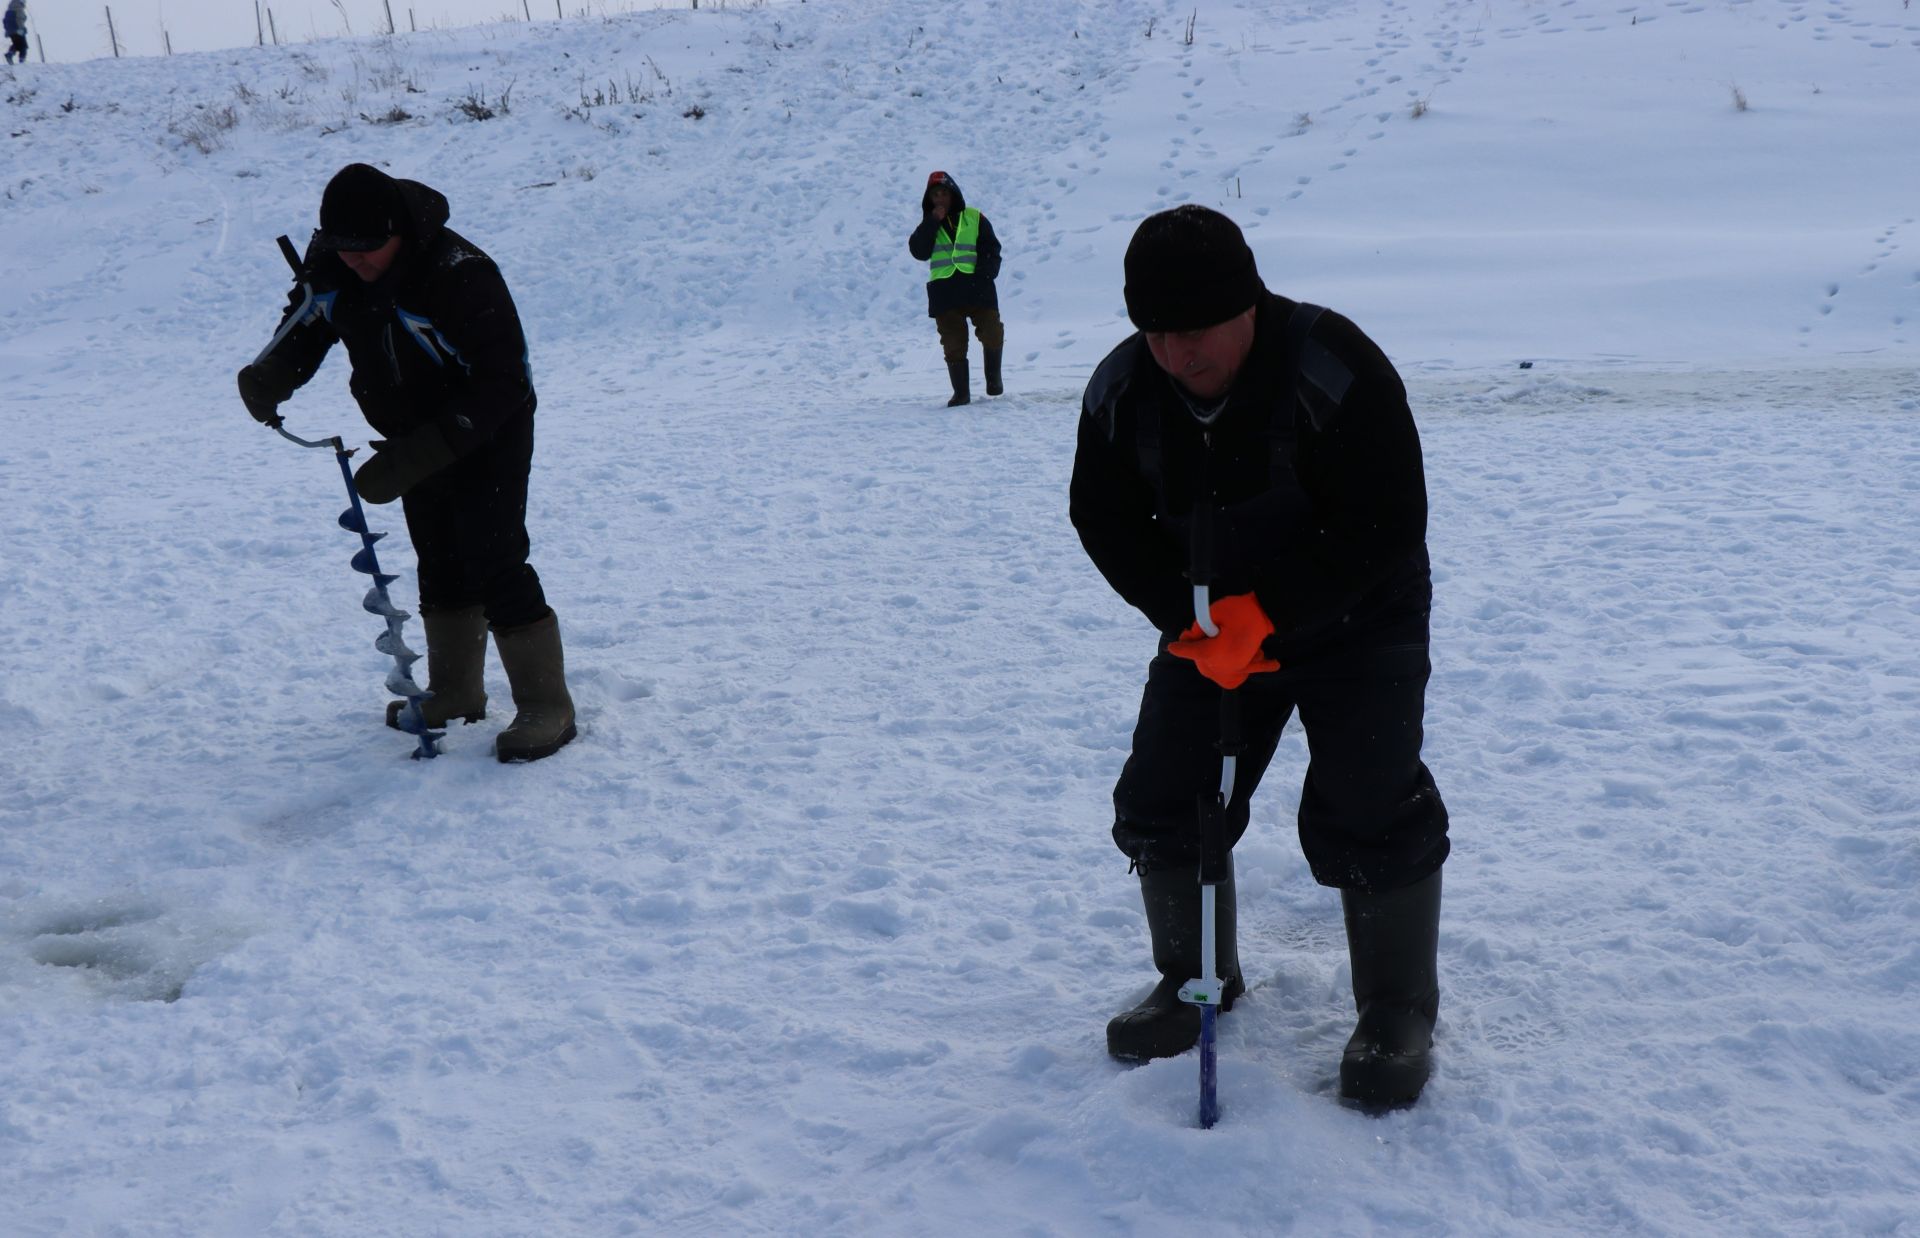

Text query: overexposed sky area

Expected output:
[22,0,759,62]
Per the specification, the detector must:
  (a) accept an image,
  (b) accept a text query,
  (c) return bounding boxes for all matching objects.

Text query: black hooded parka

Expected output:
[906,174,1003,319]
[250,174,549,626]
[254,176,536,459]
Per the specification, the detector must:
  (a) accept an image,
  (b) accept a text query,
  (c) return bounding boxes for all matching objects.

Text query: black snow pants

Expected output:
[400,411,548,629]
[1111,607,1449,892]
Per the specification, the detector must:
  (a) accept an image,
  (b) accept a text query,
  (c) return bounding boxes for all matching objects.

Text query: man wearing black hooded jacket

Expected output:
[236,163,576,764]
[1071,205,1449,1109]
[907,170,1005,406]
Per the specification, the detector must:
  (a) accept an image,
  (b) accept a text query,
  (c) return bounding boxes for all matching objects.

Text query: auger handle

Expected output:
[274,426,348,452]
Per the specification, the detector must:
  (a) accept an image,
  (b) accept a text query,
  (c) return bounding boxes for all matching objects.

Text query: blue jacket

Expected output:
[4,4,26,38]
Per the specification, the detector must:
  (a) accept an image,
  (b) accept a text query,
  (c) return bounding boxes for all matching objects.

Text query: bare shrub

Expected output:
[172,102,239,154]
[456,81,513,121]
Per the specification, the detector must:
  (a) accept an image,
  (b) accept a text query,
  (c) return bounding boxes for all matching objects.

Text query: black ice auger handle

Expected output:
[276,234,305,279]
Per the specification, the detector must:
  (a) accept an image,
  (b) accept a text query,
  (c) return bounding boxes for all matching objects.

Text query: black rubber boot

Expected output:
[1106,859,1244,1063]
[1339,868,1442,1110]
[386,604,488,730]
[984,348,1004,397]
[492,608,577,763]
[945,358,971,407]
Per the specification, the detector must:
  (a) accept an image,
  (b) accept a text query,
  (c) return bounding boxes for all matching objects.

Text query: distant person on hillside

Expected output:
[907,170,1005,406]
[3,0,27,65]
[236,162,577,763]
[1071,204,1449,1110]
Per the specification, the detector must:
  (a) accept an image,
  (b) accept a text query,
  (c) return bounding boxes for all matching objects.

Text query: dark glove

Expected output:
[352,425,456,505]
[237,365,284,428]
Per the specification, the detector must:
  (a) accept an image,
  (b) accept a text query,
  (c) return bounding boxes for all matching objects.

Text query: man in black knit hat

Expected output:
[237,162,576,763]
[1071,204,1449,1109]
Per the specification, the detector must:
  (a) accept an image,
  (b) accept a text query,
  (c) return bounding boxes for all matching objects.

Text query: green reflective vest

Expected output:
[926,208,981,282]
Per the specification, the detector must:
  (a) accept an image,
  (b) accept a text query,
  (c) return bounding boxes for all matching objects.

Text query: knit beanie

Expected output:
[1123,204,1263,332]
[315,163,404,252]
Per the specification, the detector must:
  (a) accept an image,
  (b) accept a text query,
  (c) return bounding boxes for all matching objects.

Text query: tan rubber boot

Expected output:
[492,608,577,763]
[386,604,488,730]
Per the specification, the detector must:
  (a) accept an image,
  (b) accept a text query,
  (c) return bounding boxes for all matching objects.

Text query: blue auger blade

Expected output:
[390,699,441,737]
[338,507,370,534]
[350,546,391,576]
[363,586,409,619]
[392,703,447,758]
[386,667,425,698]
[374,629,421,662]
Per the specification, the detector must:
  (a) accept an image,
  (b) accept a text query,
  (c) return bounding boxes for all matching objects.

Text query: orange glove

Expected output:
[1168,592,1282,689]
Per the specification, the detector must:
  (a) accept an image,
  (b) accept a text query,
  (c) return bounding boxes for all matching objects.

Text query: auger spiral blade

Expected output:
[362,586,410,619]
[387,696,446,758]
[374,629,421,662]
[350,546,396,577]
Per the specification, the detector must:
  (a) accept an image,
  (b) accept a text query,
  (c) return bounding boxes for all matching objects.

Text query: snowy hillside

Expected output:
[2,0,1917,1233]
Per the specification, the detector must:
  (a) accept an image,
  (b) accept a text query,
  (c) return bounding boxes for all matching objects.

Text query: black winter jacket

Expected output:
[253,178,535,458]
[907,176,1002,318]
[1070,292,1432,660]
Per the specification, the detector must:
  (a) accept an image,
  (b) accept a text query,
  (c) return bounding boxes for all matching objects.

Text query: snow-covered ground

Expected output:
[2,0,1917,1232]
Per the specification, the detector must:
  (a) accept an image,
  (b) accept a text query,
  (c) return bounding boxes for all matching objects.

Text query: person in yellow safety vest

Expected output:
[907,170,1005,406]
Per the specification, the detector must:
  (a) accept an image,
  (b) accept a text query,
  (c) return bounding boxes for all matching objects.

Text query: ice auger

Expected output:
[1182,501,1235,1130]
[256,235,441,759]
